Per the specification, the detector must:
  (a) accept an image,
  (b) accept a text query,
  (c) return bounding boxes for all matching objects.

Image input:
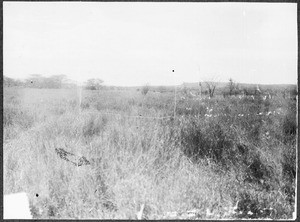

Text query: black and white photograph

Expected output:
[3,2,297,219]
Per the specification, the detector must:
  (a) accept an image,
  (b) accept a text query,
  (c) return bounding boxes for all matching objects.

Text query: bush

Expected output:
[141,84,150,96]
[180,118,235,169]
[84,79,104,90]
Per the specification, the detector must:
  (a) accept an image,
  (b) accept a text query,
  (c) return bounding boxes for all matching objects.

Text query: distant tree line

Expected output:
[4,74,76,89]
[24,74,73,88]
[4,76,23,87]
[4,75,106,90]
[4,75,297,99]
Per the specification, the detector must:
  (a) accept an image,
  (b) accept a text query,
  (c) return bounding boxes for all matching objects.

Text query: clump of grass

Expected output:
[3,101,36,141]
[80,101,90,109]
[234,188,293,219]
[82,114,108,138]
[281,106,297,145]
[179,117,235,170]
[4,104,35,129]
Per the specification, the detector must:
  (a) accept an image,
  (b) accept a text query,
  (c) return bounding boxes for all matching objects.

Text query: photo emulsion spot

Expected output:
[3,2,297,219]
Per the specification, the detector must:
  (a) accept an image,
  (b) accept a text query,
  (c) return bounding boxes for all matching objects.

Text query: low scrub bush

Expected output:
[179,118,235,169]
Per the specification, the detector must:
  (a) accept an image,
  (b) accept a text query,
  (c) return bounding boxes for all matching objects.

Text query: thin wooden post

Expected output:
[173,69,176,119]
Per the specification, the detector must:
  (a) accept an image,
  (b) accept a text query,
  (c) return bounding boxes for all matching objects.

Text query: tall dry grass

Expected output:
[3,87,296,219]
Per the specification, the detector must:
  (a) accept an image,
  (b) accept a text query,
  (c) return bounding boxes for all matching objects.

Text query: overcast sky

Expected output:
[4,2,297,86]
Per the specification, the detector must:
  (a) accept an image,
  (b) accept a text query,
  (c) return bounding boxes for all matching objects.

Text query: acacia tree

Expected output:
[25,74,45,88]
[228,78,239,96]
[25,74,69,88]
[204,81,218,98]
[53,75,68,88]
[85,78,104,90]
[4,76,23,87]
[45,75,68,88]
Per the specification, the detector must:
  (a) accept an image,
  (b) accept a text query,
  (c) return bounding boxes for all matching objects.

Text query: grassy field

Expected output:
[3,86,297,219]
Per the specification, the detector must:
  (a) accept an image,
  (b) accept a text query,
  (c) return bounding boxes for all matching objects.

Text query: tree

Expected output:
[4,76,23,87]
[24,74,70,89]
[48,75,68,88]
[228,78,234,96]
[141,84,150,96]
[25,74,45,88]
[40,75,68,88]
[61,78,77,89]
[204,81,218,98]
[228,78,239,96]
[85,78,104,90]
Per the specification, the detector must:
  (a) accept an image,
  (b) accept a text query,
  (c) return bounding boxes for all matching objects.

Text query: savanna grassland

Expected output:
[3,86,297,219]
